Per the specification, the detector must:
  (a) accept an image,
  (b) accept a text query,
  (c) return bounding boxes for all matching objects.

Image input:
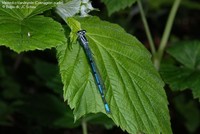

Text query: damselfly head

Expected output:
[77,30,86,36]
[77,30,88,44]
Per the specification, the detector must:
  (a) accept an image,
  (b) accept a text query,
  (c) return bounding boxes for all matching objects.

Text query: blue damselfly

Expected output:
[77,30,111,113]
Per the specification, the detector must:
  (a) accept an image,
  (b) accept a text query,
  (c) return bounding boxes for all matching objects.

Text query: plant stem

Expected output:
[137,0,156,55]
[82,117,88,134]
[154,0,181,70]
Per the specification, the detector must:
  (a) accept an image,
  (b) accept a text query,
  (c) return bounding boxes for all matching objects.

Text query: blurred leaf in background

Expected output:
[0,63,23,127]
[160,41,200,100]
[33,59,63,95]
[148,0,200,10]
[101,0,137,15]
[173,94,200,133]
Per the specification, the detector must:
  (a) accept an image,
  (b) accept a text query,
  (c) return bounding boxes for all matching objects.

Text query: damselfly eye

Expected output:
[82,30,86,34]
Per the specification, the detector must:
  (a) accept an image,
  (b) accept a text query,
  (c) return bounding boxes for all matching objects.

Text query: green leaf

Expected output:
[0,1,66,53]
[167,41,200,69]
[57,16,172,134]
[34,59,59,81]
[1,76,21,99]
[28,0,63,18]
[66,17,81,43]
[0,0,61,18]
[101,0,136,15]
[174,94,200,133]
[160,41,200,100]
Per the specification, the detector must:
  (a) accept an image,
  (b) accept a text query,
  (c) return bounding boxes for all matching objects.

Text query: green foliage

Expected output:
[0,57,75,129]
[0,0,61,18]
[0,0,66,53]
[57,16,172,134]
[101,0,136,15]
[160,41,200,100]
[32,59,115,129]
[181,0,200,10]
[19,94,67,127]
[0,68,23,126]
[3,0,198,133]
[148,0,173,9]
[33,59,63,94]
[148,0,200,10]
[174,94,200,133]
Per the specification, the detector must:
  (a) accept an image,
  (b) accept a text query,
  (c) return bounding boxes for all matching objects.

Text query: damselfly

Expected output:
[77,30,111,113]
